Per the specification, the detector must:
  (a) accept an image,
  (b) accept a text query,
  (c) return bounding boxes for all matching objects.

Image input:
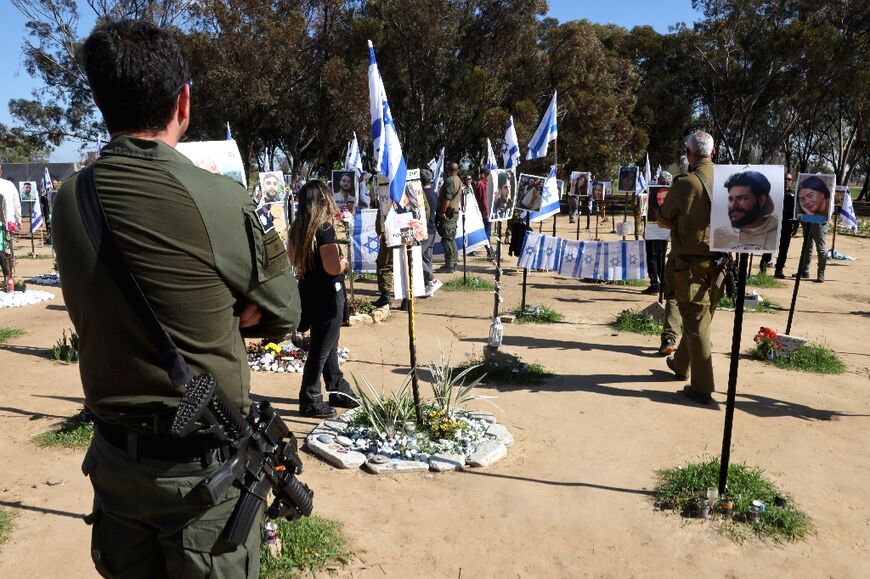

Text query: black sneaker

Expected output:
[642,284,660,295]
[774,270,785,279]
[658,338,675,356]
[680,385,716,406]
[398,299,409,311]
[372,294,391,309]
[437,265,455,273]
[300,401,337,419]
[791,272,809,279]
[328,392,360,409]
[666,356,687,380]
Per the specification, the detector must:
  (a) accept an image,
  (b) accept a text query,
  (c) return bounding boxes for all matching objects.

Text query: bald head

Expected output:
[447,162,459,175]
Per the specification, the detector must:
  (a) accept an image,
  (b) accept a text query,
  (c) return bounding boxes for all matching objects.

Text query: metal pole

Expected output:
[521,212,530,310]
[576,205,582,240]
[786,232,811,335]
[718,252,749,497]
[610,194,616,233]
[462,189,467,284]
[346,217,355,301]
[404,245,423,424]
[492,221,502,319]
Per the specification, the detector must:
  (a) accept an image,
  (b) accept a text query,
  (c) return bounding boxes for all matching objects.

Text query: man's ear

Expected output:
[176,83,191,125]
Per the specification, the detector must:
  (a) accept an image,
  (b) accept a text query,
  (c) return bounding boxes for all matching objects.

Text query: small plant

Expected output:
[260,515,353,578]
[443,276,494,292]
[349,272,377,281]
[510,304,564,324]
[13,280,26,292]
[752,327,783,360]
[347,297,376,315]
[52,329,80,363]
[0,508,14,547]
[747,272,785,288]
[454,356,554,385]
[33,409,94,449]
[610,279,647,287]
[0,327,24,343]
[427,349,494,416]
[719,294,781,313]
[655,456,810,543]
[351,374,415,438]
[749,343,845,374]
[612,309,663,335]
[422,406,464,440]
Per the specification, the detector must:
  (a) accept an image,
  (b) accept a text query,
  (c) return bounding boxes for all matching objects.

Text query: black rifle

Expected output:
[171,374,314,548]
[714,253,737,299]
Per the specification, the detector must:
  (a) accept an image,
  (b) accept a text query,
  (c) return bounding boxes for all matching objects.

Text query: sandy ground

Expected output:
[0,219,868,579]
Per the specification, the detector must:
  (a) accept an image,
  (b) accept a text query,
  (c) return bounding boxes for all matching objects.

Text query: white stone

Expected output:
[466,440,507,467]
[485,423,513,445]
[371,309,390,324]
[0,290,55,309]
[744,291,762,309]
[335,436,353,447]
[776,334,807,354]
[641,301,665,324]
[499,314,516,324]
[364,458,430,474]
[428,453,466,472]
[468,411,497,424]
[348,314,373,327]
[305,434,366,469]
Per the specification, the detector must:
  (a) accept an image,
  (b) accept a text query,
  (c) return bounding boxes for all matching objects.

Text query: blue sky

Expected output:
[1,1,701,162]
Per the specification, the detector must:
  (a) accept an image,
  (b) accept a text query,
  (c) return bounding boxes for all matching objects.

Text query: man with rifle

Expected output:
[54,19,306,578]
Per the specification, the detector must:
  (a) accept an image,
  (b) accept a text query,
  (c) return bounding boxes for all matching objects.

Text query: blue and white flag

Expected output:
[557,240,646,281]
[225,122,232,140]
[344,132,363,175]
[434,191,490,258]
[517,231,542,269]
[351,209,379,273]
[526,165,561,222]
[526,91,558,160]
[840,189,858,232]
[517,231,565,272]
[503,116,521,170]
[368,40,407,204]
[636,153,651,194]
[31,168,48,233]
[431,147,445,191]
[486,139,499,170]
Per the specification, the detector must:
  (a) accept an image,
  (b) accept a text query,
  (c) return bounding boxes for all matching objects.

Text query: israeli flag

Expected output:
[526,165,561,222]
[344,132,363,175]
[368,40,407,204]
[486,139,499,170]
[840,189,858,232]
[557,240,646,281]
[526,91,558,160]
[225,122,232,140]
[434,191,490,258]
[351,209,379,273]
[517,231,541,269]
[636,153,651,194]
[502,116,521,169]
[432,147,445,191]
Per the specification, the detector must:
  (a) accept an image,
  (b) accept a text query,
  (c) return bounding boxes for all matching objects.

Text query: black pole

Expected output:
[521,212,530,310]
[462,191,467,284]
[621,194,628,240]
[610,195,616,233]
[493,221,502,319]
[576,206,582,240]
[747,253,754,276]
[552,212,557,236]
[786,232,811,335]
[657,245,667,304]
[594,207,600,241]
[404,245,423,424]
[830,210,839,253]
[718,252,749,497]
[586,197,591,231]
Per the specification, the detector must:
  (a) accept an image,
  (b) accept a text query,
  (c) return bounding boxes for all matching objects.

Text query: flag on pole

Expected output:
[351,209,380,273]
[840,189,858,232]
[526,91,558,160]
[636,153,651,194]
[503,116,521,169]
[432,147,445,192]
[344,132,363,175]
[655,164,662,182]
[368,40,407,204]
[31,168,48,233]
[225,122,232,140]
[526,165,561,222]
[434,190,490,257]
[486,139,499,170]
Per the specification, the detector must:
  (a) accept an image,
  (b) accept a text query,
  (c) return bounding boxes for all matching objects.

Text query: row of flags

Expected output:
[517,231,648,281]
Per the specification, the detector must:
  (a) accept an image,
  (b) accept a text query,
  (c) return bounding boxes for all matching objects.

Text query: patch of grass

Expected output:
[509,304,564,324]
[455,357,554,385]
[655,456,810,543]
[610,279,647,287]
[749,344,845,374]
[746,272,785,288]
[33,409,94,450]
[18,253,52,259]
[347,297,375,316]
[349,272,376,281]
[260,515,353,578]
[718,294,781,313]
[443,276,494,292]
[0,327,24,343]
[612,309,663,335]
[0,508,14,547]
[52,328,79,362]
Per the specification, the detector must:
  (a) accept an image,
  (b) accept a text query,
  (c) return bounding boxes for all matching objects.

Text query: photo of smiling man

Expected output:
[710,167,784,253]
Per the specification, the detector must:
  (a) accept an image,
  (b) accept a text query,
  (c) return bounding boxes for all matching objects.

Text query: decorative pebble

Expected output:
[29,272,61,286]
[0,290,55,309]
[335,436,353,447]
[317,434,334,444]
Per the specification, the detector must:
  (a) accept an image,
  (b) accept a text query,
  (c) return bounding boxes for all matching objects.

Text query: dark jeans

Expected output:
[299,294,352,408]
[645,240,667,286]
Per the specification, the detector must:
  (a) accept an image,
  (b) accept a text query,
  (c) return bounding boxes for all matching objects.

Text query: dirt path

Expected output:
[0,225,867,578]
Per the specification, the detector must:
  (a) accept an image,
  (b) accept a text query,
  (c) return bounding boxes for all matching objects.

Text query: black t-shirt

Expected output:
[298,223,345,320]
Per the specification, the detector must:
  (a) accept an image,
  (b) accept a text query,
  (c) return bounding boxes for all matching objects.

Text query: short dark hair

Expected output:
[724,170,771,199]
[797,175,831,199]
[81,19,189,134]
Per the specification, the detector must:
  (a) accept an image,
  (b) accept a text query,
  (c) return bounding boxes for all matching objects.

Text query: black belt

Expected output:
[95,419,230,463]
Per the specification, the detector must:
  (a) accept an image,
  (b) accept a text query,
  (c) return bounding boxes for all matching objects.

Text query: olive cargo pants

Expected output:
[82,429,261,578]
[661,256,682,343]
[437,215,458,268]
[671,256,725,395]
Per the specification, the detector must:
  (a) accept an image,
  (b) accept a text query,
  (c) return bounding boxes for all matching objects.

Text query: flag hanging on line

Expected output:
[344,132,363,175]
[351,209,380,273]
[526,91,558,160]
[433,190,490,258]
[839,189,858,232]
[368,40,407,204]
[554,239,647,281]
[516,231,566,272]
[486,139,499,170]
[503,116,521,169]
[525,165,561,222]
[636,153,651,194]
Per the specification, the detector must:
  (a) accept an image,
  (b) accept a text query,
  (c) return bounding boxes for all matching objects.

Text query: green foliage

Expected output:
[718,295,781,313]
[838,218,870,236]
[347,297,375,316]
[610,279,647,287]
[260,516,352,578]
[746,272,785,288]
[655,457,810,543]
[509,304,564,324]
[454,356,554,385]
[0,508,14,547]
[443,276,494,292]
[748,344,846,375]
[612,309,663,335]
[0,327,24,343]
[351,374,414,439]
[52,329,79,363]
[426,349,493,416]
[349,272,377,281]
[33,409,93,450]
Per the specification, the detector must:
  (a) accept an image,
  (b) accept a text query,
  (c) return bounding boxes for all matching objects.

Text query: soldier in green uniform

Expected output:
[52,20,299,578]
[657,131,724,406]
[436,162,463,273]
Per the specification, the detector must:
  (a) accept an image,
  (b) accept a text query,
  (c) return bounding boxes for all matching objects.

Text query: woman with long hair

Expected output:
[288,180,357,418]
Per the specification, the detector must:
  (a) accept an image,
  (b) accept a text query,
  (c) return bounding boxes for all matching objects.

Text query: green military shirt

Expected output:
[438,175,463,212]
[657,158,716,258]
[53,137,300,427]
